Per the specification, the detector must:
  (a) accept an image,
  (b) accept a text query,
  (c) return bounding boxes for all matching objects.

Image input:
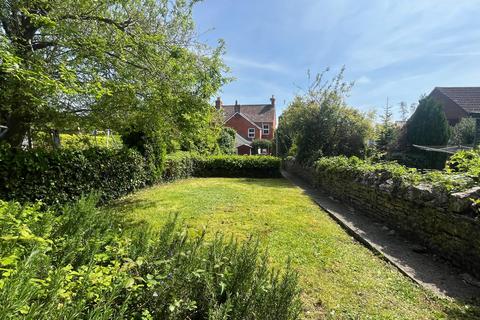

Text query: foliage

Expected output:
[195,155,281,178]
[276,68,374,164]
[217,127,236,155]
[251,139,273,151]
[121,129,166,183]
[314,156,474,192]
[406,97,450,146]
[376,102,398,151]
[450,117,476,146]
[0,195,302,319]
[0,0,227,149]
[0,145,149,204]
[446,149,480,178]
[163,152,281,180]
[162,151,198,182]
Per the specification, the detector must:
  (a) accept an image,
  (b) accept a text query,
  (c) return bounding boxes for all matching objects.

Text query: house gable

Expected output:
[224,113,261,141]
[429,88,470,125]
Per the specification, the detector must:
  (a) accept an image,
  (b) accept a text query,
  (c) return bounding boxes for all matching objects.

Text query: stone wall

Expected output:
[283,159,480,278]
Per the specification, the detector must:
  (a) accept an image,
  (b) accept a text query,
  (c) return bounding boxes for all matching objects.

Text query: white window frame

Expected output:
[248,128,255,138]
[262,124,270,135]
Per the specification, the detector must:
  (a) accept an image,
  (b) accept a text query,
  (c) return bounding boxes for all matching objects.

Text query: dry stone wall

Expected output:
[283,159,480,278]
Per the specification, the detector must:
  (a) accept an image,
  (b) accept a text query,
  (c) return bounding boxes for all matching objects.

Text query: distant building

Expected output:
[429,87,480,125]
[216,96,276,155]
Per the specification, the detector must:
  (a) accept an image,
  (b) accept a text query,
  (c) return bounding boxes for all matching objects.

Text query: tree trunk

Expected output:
[1,112,29,148]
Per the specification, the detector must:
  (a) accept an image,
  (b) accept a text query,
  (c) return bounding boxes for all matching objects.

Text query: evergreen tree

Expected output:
[406,97,450,146]
[376,99,396,150]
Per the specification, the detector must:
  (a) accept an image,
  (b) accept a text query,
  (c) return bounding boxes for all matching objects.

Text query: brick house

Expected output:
[429,87,480,125]
[216,96,276,155]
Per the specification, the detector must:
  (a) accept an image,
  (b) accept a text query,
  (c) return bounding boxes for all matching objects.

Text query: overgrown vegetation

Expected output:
[314,155,475,193]
[0,195,302,319]
[276,68,374,164]
[446,149,480,178]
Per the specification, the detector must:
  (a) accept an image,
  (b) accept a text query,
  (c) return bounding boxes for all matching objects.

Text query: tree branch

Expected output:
[59,15,133,32]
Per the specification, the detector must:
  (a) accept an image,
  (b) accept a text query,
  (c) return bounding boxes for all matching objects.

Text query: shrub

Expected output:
[217,127,236,155]
[162,153,282,180]
[0,145,149,204]
[313,156,474,192]
[450,118,475,146]
[195,155,282,178]
[162,151,198,181]
[0,196,302,319]
[446,149,480,178]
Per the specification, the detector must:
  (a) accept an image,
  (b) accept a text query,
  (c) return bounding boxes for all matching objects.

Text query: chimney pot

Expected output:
[234,100,240,113]
[270,95,275,107]
[215,97,222,109]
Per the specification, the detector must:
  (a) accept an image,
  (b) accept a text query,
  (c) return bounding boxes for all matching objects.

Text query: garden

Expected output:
[2,0,480,319]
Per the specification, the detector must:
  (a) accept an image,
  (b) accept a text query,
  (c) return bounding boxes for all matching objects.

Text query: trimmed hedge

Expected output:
[0,147,281,205]
[0,146,149,205]
[162,153,282,180]
[195,155,281,178]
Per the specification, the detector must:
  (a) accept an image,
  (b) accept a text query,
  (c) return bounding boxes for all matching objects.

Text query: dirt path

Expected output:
[282,169,480,301]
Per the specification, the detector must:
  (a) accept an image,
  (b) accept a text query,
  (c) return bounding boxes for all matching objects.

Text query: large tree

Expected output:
[277,68,374,163]
[0,0,227,148]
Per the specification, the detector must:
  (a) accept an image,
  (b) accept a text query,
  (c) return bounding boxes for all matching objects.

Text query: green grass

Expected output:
[111,178,479,319]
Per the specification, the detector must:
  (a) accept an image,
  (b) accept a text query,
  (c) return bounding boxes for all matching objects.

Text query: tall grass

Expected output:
[0,195,302,319]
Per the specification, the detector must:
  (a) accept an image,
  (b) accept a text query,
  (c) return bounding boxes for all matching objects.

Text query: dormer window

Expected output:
[263,124,269,135]
[248,128,255,138]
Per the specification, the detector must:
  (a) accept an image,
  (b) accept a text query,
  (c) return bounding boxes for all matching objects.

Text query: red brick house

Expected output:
[216,96,276,155]
[429,87,480,125]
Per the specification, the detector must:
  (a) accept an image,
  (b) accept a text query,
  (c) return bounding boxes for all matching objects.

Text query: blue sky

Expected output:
[194,0,480,119]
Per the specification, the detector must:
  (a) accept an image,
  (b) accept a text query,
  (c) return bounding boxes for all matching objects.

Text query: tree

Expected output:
[0,0,227,148]
[277,68,374,163]
[450,117,475,146]
[406,97,450,146]
[217,127,236,154]
[251,139,272,154]
[376,99,397,151]
[399,101,409,121]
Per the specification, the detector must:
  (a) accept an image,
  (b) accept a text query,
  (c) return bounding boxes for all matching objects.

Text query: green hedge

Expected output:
[195,155,281,178]
[162,153,282,180]
[0,146,149,205]
[0,147,282,205]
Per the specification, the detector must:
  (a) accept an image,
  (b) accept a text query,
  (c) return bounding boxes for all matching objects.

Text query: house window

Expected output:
[248,128,255,138]
[263,124,269,135]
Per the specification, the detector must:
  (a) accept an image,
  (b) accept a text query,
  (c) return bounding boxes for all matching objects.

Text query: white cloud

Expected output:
[224,55,289,73]
[356,76,371,85]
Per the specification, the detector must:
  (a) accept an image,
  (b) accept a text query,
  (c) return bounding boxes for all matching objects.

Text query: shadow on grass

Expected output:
[228,177,297,189]
[108,196,159,215]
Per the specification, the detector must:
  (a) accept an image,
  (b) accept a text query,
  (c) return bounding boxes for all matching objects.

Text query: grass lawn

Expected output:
[110,178,479,319]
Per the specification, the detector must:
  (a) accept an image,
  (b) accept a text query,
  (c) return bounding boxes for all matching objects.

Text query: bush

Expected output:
[162,153,282,180]
[314,156,474,192]
[0,196,302,319]
[0,145,149,205]
[446,149,480,178]
[162,151,198,181]
[217,127,236,155]
[195,155,281,178]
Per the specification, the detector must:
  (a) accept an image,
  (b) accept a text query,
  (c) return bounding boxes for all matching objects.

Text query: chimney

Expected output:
[234,100,240,113]
[270,95,275,107]
[215,97,222,109]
